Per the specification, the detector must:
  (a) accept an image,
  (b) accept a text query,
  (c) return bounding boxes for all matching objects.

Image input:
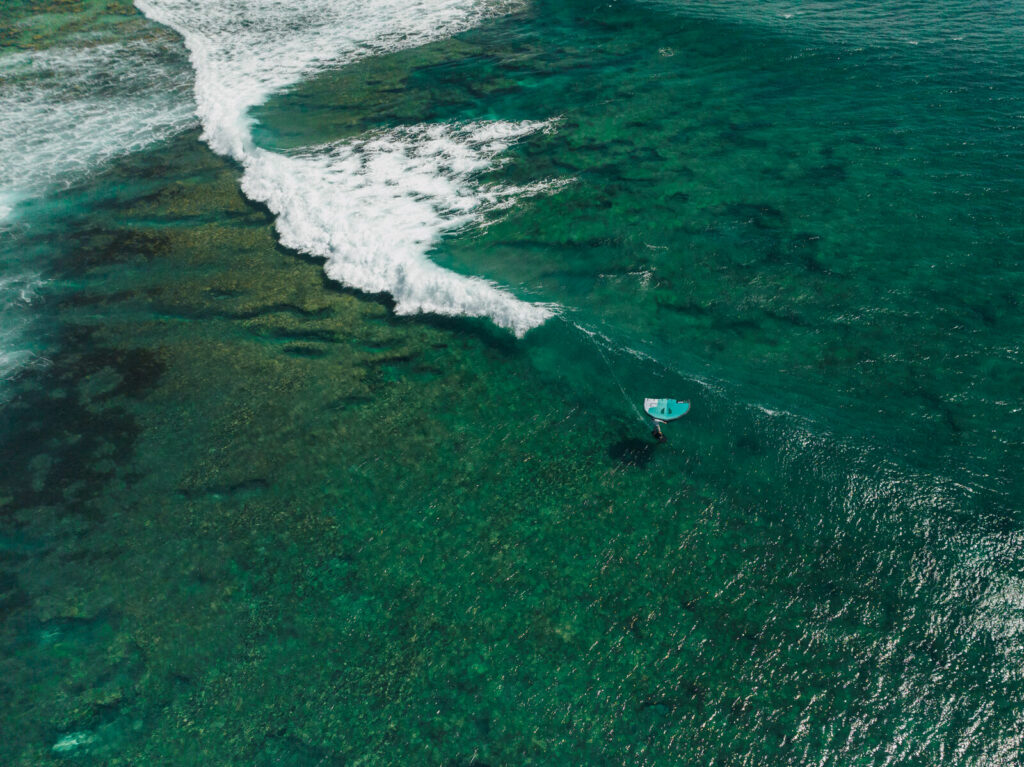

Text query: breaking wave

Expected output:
[135,0,557,336]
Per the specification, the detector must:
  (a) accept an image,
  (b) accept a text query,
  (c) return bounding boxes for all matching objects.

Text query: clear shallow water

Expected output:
[1,0,1023,764]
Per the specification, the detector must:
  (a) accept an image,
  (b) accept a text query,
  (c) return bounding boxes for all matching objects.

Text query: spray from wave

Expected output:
[134,0,557,336]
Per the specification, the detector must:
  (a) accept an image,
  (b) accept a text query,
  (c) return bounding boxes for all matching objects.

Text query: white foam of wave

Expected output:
[245,121,558,335]
[135,0,557,336]
[0,39,197,220]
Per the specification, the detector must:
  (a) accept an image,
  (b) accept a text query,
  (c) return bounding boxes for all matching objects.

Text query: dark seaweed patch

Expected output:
[283,343,330,358]
[608,437,657,468]
[0,330,146,513]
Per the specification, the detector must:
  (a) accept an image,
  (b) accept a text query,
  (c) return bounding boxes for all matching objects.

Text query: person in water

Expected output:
[651,417,667,442]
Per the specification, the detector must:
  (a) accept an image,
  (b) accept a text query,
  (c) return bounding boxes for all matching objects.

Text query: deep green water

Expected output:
[2,0,1023,764]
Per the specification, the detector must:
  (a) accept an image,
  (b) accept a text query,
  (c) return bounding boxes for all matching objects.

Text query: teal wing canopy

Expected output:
[643,398,691,421]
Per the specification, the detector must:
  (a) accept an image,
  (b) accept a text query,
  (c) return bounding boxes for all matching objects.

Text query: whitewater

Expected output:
[134,0,558,336]
[0,34,196,387]
[0,38,195,220]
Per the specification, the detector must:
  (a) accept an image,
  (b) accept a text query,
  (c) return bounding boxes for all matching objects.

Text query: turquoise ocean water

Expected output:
[2,0,1023,763]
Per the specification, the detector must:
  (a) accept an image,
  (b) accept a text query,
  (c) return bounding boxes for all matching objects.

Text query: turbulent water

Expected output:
[0,3,195,385]
[1,0,1023,764]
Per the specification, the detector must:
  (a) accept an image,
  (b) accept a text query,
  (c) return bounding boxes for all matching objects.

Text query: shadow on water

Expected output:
[607,436,657,468]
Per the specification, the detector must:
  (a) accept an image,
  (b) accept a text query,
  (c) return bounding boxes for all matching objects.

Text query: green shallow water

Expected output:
[2,0,1024,764]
